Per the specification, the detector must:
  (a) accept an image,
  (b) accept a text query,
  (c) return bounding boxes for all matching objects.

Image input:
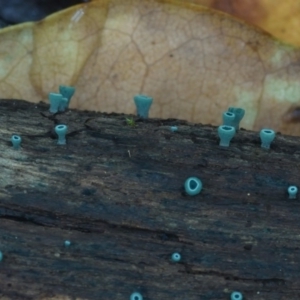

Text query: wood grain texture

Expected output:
[0,99,300,299]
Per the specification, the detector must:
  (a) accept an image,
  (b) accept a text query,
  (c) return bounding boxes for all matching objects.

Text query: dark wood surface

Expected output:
[0,99,299,300]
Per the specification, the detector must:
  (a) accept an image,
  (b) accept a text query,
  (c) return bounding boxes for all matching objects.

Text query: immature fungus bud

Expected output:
[49,93,63,113]
[171,252,181,262]
[288,186,298,199]
[222,111,235,127]
[170,126,178,132]
[231,291,243,300]
[55,124,68,145]
[0,251,3,262]
[228,107,245,130]
[11,135,22,150]
[259,129,275,149]
[130,292,143,300]
[184,177,202,196]
[64,240,71,247]
[217,125,236,147]
[133,94,153,118]
[59,85,76,108]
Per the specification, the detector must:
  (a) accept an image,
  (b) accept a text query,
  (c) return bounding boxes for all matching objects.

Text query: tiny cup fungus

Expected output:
[222,111,236,127]
[49,93,63,113]
[130,292,143,300]
[55,124,68,145]
[184,177,202,196]
[217,125,236,147]
[11,135,22,150]
[59,85,76,107]
[58,97,69,112]
[288,186,298,199]
[230,291,243,300]
[259,129,276,149]
[228,107,245,130]
[133,94,153,118]
[171,252,181,262]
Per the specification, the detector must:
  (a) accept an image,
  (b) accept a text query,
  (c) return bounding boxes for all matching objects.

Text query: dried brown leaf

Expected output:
[0,0,300,134]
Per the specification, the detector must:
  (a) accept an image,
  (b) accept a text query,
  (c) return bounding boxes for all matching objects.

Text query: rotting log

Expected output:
[0,99,300,300]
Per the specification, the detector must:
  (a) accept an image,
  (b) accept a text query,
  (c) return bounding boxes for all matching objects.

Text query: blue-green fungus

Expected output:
[59,85,76,108]
[130,292,143,300]
[133,94,153,118]
[49,93,63,113]
[259,128,275,149]
[218,125,236,147]
[64,240,71,247]
[228,107,245,130]
[171,252,181,262]
[11,135,22,150]
[58,97,69,112]
[222,111,236,127]
[0,251,3,262]
[288,186,298,199]
[184,177,202,196]
[170,126,178,132]
[55,124,68,145]
[230,291,243,300]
